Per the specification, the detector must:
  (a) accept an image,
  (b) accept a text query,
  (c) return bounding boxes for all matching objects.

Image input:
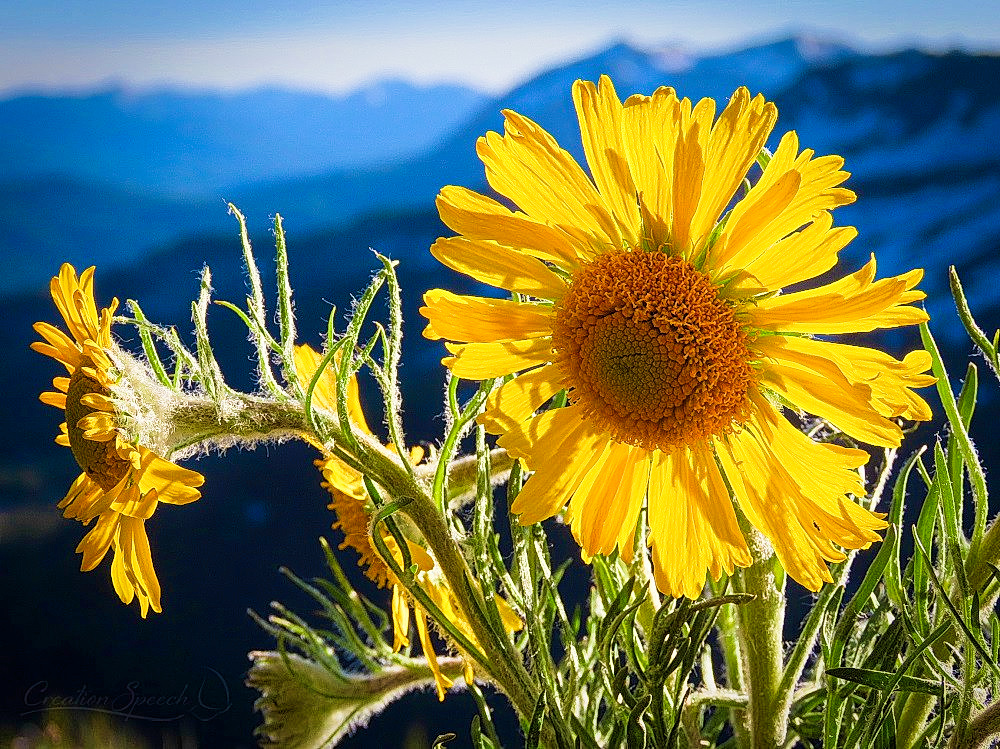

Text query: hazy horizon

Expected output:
[4,0,999,97]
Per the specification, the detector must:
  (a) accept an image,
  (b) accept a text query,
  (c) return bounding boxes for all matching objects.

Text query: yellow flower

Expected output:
[419,77,935,598]
[294,344,522,700]
[32,264,204,617]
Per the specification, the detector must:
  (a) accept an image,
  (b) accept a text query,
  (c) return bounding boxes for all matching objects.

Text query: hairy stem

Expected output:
[734,529,789,749]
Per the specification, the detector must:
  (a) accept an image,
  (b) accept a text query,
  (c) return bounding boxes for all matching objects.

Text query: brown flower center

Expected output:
[66,362,130,491]
[552,250,754,452]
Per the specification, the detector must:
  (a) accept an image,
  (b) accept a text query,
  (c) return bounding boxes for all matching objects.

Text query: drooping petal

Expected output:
[567,442,647,558]
[76,511,119,572]
[503,406,606,523]
[717,395,887,591]
[415,609,453,702]
[117,515,163,617]
[647,444,752,599]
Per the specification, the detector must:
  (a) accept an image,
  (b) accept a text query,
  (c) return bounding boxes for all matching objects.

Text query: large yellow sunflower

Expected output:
[294,344,522,700]
[32,264,204,617]
[420,77,935,598]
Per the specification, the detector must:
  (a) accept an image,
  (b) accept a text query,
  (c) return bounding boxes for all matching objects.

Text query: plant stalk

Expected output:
[734,529,789,749]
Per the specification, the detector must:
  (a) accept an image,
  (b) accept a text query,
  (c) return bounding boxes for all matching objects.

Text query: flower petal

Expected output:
[435,188,581,270]
[443,338,552,379]
[750,256,927,334]
[477,110,621,251]
[647,444,752,599]
[479,366,563,434]
[503,407,606,523]
[421,289,553,343]
[572,76,642,242]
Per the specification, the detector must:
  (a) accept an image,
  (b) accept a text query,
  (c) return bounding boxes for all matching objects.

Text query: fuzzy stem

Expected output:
[954,699,1000,749]
[327,434,550,745]
[734,529,789,749]
[167,391,549,742]
[400,484,551,744]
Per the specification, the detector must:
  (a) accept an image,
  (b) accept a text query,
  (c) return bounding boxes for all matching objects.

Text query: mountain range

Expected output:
[3,34,1000,747]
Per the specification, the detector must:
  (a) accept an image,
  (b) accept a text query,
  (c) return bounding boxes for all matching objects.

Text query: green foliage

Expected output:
[117,209,1000,747]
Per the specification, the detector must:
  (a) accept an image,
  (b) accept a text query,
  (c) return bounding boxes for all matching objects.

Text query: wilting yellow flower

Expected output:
[420,77,935,598]
[32,264,204,617]
[295,344,522,699]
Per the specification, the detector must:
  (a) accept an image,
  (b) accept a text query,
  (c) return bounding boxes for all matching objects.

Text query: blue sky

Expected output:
[3,0,998,95]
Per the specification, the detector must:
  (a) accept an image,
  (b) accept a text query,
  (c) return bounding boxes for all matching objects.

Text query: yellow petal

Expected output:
[39,391,67,409]
[477,110,620,251]
[756,334,934,423]
[691,88,777,250]
[479,366,562,434]
[569,443,647,557]
[443,338,552,380]
[572,76,642,243]
[750,257,928,334]
[725,212,855,293]
[118,515,162,616]
[294,344,370,435]
[756,336,905,447]
[391,584,411,650]
[712,129,854,272]
[421,289,553,343]
[503,407,606,523]
[111,546,135,606]
[76,511,119,571]
[668,120,705,257]
[137,449,203,505]
[716,396,887,591]
[647,445,752,599]
[415,608,453,701]
[433,195,579,276]
[620,86,681,245]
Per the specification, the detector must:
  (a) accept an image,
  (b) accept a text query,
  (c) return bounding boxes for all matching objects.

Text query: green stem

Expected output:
[714,589,749,748]
[954,700,1000,749]
[168,393,550,743]
[734,529,789,749]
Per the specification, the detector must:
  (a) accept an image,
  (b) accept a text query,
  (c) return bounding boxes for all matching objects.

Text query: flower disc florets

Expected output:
[553,250,754,452]
[65,361,131,491]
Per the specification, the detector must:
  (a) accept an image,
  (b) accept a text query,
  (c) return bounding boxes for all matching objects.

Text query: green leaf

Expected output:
[826,667,942,695]
[886,448,925,609]
[525,692,547,749]
[920,321,989,557]
[934,440,969,598]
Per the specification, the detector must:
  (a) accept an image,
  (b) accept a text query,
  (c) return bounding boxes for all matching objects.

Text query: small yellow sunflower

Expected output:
[420,77,935,598]
[295,344,522,699]
[32,264,204,617]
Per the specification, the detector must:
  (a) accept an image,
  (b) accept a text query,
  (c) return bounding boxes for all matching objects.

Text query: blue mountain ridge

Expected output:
[0,79,487,196]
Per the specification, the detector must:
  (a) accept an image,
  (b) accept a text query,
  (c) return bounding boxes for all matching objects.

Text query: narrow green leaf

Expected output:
[826,667,942,695]
[950,266,1000,380]
[834,524,896,645]
[934,440,969,598]
[886,448,925,608]
[913,531,1000,679]
[525,692,547,749]
[920,321,988,557]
